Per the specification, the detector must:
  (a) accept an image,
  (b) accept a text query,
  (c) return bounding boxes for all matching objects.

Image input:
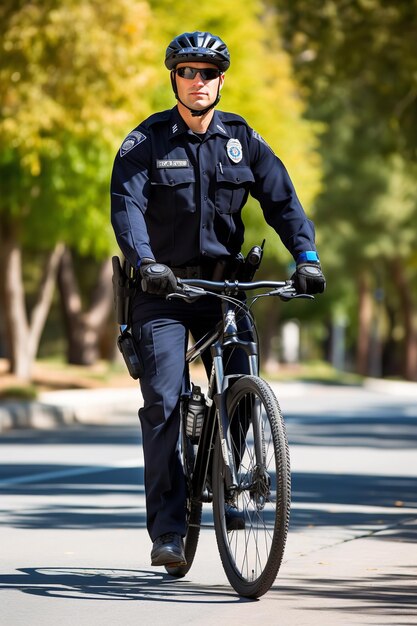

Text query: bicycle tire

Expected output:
[212,375,291,598]
[165,435,202,578]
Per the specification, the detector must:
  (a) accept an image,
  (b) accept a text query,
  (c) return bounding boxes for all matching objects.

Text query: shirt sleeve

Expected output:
[248,129,317,261]
[110,129,155,267]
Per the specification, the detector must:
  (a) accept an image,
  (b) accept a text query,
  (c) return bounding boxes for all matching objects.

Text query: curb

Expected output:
[364,377,417,397]
[0,388,141,433]
[0,400,76,433]
[2,377,417,434]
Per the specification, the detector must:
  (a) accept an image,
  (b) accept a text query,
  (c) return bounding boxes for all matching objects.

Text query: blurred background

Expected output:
[1,0,417,392]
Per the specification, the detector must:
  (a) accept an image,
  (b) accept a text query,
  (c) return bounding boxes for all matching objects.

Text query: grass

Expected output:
[0,357,135,394]
[0,357,363,397]
[0,385,38,401]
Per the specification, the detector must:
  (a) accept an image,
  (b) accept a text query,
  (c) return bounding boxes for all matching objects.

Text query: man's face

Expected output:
[175,62,224,112]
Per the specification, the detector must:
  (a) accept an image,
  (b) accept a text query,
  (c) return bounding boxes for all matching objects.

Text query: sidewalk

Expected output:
[0,380,306,432]
[1,376,417,433]
[0,387,140,432]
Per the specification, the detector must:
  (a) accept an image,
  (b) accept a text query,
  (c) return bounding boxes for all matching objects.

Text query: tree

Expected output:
[56,247,113,365]
[273,0,417,378]
[0,0,159,378]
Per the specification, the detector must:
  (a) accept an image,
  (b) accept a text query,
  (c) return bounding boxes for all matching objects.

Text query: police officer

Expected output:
[110,31,325,567]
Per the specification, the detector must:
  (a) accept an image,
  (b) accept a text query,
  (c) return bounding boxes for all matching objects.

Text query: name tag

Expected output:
[156,159,189,168]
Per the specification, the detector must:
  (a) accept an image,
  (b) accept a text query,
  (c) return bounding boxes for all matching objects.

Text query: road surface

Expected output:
[0,383,416,625]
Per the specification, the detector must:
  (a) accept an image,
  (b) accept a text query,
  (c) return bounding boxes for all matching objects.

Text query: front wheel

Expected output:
[212,375,291,598]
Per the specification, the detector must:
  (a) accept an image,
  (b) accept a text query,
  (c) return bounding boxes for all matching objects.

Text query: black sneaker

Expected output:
[225,504,245,531]
[151,532,187,567]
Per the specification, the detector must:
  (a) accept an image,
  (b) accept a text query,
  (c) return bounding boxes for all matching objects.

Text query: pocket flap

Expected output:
[216,166,255,185]
[151,167,195,186]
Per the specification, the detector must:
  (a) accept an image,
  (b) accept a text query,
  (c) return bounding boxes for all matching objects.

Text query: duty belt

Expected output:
[170,265,206,279]
[170,259,234,281]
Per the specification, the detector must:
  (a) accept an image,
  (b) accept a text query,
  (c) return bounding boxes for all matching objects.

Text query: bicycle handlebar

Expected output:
[167,277,314,303]
[179,278,290,292]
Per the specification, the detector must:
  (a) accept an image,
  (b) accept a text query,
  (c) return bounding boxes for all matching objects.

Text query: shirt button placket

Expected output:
[197,145,209,256]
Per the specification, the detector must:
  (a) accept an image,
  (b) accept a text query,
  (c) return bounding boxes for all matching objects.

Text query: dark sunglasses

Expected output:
[176,66,222,80]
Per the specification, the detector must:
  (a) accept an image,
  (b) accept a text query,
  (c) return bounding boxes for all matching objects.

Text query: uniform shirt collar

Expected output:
[169,107,230,139]
[169,107,189,138]
[207,110,230,138]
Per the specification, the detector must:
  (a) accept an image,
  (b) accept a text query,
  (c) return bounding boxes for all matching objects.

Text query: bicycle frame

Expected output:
[184,300,251,505]
[179,279,293,505]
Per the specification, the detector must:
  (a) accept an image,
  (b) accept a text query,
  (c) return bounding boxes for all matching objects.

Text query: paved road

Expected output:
[0,383,416,625]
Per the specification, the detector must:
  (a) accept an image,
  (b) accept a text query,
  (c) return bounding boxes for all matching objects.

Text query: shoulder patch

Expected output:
[120,131,147,157]
[253,130,275,154]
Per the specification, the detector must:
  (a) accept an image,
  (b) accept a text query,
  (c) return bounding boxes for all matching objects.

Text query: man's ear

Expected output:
[219,74,225,90]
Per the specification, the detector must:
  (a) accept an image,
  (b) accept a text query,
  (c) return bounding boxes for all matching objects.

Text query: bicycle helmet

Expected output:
[166,31,230,117]
[165,31,230,72]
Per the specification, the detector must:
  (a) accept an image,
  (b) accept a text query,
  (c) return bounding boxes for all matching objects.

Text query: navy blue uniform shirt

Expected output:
[110,106,317,268]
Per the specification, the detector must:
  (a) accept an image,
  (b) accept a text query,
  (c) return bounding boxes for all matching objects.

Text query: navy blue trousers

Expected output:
[131,291,251,541]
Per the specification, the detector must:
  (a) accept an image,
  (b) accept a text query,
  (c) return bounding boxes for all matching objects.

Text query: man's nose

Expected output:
[193,72,205,83]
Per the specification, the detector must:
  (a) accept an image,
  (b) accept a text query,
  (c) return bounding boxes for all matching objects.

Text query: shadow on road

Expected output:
[291,471,417,537]
[1,402,416,538]
[0,567,251,604]
[0,425,142,447]
[276,566,417,619]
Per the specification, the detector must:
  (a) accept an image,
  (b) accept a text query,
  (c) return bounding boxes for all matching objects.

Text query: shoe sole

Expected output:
[151,558,187,567]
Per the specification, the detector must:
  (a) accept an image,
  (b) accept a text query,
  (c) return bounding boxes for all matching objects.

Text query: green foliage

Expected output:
[275,0,417,158]
[0,0,159,255]
[272,0,417,377]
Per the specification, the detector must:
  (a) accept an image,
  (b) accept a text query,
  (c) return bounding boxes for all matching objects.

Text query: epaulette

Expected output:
[217,111,248,126]
[142,109,172,129]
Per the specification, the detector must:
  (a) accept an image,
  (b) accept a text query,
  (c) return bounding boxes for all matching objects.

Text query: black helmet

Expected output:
[165,31,230,72]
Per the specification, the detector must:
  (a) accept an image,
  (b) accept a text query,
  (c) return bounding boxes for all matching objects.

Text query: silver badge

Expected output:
[120,131,146,157]
[226,138,243,164]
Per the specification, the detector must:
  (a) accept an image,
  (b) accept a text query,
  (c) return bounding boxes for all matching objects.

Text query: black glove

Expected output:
[139,259,177,295]
[293,263,326,295]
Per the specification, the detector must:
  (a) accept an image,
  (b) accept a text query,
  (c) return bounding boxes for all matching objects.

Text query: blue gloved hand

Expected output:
[292,252,326,294]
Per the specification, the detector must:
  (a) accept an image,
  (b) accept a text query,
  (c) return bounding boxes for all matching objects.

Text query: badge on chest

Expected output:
[226,138,243,164]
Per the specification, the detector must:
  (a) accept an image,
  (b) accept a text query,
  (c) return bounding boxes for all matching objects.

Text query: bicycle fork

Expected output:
[211,305,260,494]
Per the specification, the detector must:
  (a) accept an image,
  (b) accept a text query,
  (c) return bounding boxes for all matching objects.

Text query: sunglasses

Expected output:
[176,66,222,81]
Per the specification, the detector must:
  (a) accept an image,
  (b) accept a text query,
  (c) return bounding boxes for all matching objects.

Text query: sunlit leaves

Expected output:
[0,0,157,255]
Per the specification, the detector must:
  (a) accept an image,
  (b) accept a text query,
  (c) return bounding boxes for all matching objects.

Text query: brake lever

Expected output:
[166,282,206,303]
[166,292,201,303]
[279,291,315,301]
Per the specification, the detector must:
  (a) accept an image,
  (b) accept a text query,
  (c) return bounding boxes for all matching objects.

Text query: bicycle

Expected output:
[164,276,312,598]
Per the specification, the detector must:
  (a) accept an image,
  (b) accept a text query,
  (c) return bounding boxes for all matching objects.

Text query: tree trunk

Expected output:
[58,247,113,365]
[259,299,281,374]
[391,259,417,381]
[356,271,373,376]
[0,238,65,380]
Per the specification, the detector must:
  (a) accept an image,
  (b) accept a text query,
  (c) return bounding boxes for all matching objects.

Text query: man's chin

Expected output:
[188,99,212,110]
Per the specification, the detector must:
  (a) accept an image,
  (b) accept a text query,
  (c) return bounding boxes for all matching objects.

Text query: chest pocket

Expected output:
[215,166,255,214]
[150,167,196,214]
